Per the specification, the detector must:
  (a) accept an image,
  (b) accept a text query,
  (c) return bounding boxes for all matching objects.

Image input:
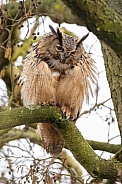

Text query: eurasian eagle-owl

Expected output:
[18,26,96,155]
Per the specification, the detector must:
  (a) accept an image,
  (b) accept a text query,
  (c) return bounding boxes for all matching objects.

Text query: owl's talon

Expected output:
[62,111,66,119]
[63,110,66,115]
[71,116,76,121]
[66,115,70,120]
[51,101,56,105]
[70,115,74,120]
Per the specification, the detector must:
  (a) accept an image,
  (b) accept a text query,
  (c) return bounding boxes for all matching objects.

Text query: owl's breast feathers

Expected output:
[19,26,97,155]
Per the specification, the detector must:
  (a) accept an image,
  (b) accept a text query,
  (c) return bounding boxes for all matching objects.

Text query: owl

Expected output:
[18,25,97,155]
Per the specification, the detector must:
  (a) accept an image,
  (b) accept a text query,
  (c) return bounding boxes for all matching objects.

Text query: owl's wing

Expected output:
[18,51,57,106]
[79,49,97,102]
[56,50,97,120]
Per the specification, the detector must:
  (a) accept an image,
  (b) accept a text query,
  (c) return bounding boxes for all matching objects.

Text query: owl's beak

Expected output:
[60,58,66,63]
[59,52,67,63]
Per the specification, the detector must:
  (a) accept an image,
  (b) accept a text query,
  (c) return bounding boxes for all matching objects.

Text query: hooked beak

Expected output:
[60,55,66,63]
[59,52,67,63]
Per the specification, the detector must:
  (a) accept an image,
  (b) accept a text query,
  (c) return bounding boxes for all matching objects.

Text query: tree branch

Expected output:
[0,105,63,129]
[80,98,111,117]
[87,140,121,154]
[0,105,122,181]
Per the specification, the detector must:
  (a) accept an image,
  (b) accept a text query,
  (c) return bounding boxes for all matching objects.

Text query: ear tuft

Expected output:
[80,32,89,42]
[57,28,63,46]
[76,32,89,49]
[49,25,56,34]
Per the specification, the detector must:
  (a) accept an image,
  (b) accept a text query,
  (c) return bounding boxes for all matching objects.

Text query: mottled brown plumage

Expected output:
[18,26,97,155]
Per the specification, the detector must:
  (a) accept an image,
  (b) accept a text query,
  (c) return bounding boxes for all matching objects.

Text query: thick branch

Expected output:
[0,128,41,148]
[0,105,63,129]
[87,140,121,154]
[0,105,122,181]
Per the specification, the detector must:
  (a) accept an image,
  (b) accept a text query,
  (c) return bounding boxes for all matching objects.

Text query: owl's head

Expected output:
[36,25,89,72]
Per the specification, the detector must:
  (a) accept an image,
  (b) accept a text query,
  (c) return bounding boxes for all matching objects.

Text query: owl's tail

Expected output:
[37,123,64,155]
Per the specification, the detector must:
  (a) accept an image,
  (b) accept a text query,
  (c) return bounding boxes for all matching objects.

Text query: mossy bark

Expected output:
[87,140,121,154]
[102,42,122,142]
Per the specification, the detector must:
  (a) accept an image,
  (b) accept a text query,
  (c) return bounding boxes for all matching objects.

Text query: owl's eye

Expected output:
[70,50,76,56]
[56,45,64,52]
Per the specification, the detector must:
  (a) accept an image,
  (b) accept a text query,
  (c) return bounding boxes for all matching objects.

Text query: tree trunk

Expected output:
[102,42,122,142]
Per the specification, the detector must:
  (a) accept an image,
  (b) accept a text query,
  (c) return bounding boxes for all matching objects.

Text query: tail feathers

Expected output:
[37,123,64,155]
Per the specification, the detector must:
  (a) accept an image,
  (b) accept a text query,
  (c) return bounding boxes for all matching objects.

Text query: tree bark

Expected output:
[102,42,122,142]
[106,0,122,15]
[87,140,121,154]
[0,105,122,182]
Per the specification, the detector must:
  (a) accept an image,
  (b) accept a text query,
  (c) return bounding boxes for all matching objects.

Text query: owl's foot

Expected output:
[61,105,77,121]
[40,101,56,106]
